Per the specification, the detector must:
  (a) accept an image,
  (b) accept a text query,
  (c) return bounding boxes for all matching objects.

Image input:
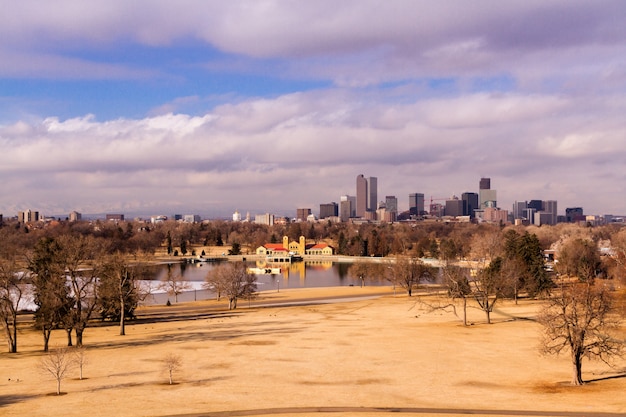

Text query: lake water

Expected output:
[143,260,390,305]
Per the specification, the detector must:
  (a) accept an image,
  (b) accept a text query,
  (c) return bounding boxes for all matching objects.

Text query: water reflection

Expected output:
[142,260,390,305]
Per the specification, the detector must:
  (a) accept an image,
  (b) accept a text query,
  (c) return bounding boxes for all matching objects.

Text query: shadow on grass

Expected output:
[586,372,626,383]
[0,394,41,407]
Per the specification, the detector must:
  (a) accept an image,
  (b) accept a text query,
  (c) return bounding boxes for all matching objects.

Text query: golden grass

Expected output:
[1,287,625,417]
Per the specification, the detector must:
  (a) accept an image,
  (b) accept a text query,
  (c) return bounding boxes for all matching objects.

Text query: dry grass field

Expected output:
[1,286,625,417]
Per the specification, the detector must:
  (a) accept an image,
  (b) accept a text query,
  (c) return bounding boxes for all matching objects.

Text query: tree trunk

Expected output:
[66,328,73,347]
[43,328,52,352]
[119,294,126,336]
[56,378,61,395]
[75,328,84,347]
[572,353,584,385]
[462,297,467,327]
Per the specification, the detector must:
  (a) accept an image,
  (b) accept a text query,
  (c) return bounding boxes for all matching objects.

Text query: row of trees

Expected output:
[349,228,624,386]
[0,233,147,353]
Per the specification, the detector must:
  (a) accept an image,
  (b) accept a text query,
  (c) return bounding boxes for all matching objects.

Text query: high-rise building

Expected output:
[296,208,312,221]
[356,174,368,217]
[367,177,378,212]
[69,211,82,222]
[528,200,543,212]
[319,203,338,219]
[385,196,398,213]
[339,200,352,222]
[445,197,464,217]
[478,178,496,209]
[340,195,356,218]
[409,193,425,216]
[461,192,478,218]
[254,213,275,225]
[512,201,528,220]
[543,200,558,225]
[566,207,584,223]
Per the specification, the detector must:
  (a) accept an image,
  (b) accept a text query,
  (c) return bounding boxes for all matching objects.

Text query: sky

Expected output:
[1,0,625,219]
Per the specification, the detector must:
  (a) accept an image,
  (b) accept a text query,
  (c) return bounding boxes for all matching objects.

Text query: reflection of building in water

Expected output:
[256,235,334,257]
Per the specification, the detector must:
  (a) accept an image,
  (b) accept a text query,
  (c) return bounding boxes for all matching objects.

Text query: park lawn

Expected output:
[1,287,625,417]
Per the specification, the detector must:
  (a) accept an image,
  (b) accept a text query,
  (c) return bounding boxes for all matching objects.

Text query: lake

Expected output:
[143,260,390,305]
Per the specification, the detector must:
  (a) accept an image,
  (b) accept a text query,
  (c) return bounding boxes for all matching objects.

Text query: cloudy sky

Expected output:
[1,1,625,218]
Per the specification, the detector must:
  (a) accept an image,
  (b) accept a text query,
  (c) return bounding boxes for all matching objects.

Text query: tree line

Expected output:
[1,217,625,385]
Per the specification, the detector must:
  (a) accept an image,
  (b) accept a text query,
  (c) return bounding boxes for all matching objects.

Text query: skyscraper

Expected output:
[461,192,478,218]
[445,197,464,217]
[356,174,367,217]
[319,203,338,219]
[385,196,398,213]
[543,200,558,225]
[367,176,378,212]
[296,208,312,221]
[513,201,528,220]
[409,193,425,215]
[478,177,496,209]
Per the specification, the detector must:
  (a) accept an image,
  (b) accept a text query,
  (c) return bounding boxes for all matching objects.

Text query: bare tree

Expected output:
[441,264,472,326]
[99,252,149,335]
[206,262,257,309]
[72,346,88,380]
[40,347,75,395]
[557,238,603,282]
[159,265,191,304]
[0,252,28,353]
[388,256,435,297]
[57,234,106,347]
[29,237,73,351]
[163,352,182,385]
[538,281,623,385]
[349,260,384,288]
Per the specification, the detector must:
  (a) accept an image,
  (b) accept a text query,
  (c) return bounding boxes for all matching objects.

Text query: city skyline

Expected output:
[1,2,625,217]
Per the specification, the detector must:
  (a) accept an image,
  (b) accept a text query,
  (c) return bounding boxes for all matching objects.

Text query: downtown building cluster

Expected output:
[2,176,621,227]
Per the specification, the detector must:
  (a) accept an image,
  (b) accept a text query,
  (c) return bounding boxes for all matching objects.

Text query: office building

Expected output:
[69,211,82,222]
[543,200,558,225]
[106,214,124,221]
[367,177,378,212]
[528,200,543,212]
[385,196,398,213]
[566,207,584,223]
[409,193,425,216]
[339,200,352,222]
[462,192,478,218]
[340,195,356,218]
[319,203,338,220]
[445,197,464,217]
[183,214,201,223]
[512,201,528,220]
[296,208,312,222]
[18,209,40,223]
[254,213,275,226]
[478,178,496,209]
[356,174,368,217]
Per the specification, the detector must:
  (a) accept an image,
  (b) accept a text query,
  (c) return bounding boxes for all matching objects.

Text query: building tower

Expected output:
[367,177,378,212]
[385,196,398,213]
[409,193,425,216]
[461,192,478,218]
[478,177,497,209]
[356,175,368,217]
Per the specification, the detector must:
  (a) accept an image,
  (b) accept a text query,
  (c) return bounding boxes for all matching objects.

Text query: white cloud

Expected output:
[1,88,625,216]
